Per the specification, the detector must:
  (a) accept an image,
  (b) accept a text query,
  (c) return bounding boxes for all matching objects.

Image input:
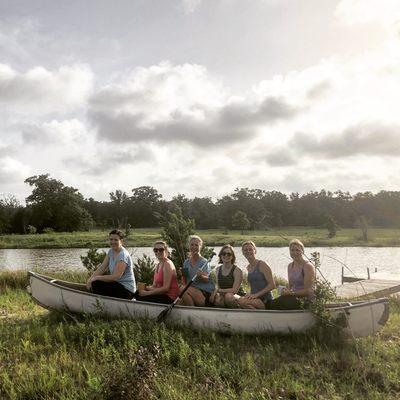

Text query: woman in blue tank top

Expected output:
[86,229,136,299]
[238,241,276,309]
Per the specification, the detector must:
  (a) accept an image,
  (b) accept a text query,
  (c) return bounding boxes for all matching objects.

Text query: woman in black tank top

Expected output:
[211,245,244,308]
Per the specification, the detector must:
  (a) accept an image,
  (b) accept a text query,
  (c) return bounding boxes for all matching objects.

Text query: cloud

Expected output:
[0,63,94,113]
[335,0,400,28]
[21,119,87,145]
[63,145,155,176]
[182,0,202,14]
[0,157,30,184]
[89,62,301,147]
[290,123,400,158]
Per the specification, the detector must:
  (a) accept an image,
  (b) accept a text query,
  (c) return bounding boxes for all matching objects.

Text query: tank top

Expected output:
[288,262,315,300]
[154,261,180,300]
[288,262,305,291]
[247,261,273,302]
[217,265,244,295]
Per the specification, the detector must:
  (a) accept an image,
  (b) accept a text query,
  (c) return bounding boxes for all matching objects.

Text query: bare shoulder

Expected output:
[165,259,175,270]
[303,261,315,273]
[259,260,272,273]
[233,265,243,277]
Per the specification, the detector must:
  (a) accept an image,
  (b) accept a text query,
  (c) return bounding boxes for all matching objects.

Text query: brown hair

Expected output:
[153,240,169,255]
[241,240,257,251]
[218,244,236,264]
[109,229,124,239]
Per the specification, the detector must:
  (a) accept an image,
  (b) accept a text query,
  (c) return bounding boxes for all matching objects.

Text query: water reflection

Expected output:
[1,246,400,286]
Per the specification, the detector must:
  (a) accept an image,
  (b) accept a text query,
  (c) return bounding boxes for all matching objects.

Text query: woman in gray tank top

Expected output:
[238,241,276,309]
[211,244,244,308]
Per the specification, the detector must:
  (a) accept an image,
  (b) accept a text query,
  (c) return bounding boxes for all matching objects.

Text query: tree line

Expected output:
[1,174,400,234]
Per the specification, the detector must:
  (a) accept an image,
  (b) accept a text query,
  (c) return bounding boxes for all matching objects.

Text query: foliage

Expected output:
[358,215,369,242]
[1,277,400,399]
[307,252,344,342]
[26,225,37,234]
[159,207,195,269]
[80,247,106,274]
[325,214,339,238]
[24,174,94,232]
[133,254,156,284]
[231,210,250,234]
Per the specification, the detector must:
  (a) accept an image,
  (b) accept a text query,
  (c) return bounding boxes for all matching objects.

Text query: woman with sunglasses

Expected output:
[238,241,276,309]
[135,241,179,304]
[86,229,136,299]
[211,245,244,308]
[181,235,215,307]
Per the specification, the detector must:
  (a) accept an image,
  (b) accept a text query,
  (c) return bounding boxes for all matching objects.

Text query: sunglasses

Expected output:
[221,252,233,257]
[153,248,165,253]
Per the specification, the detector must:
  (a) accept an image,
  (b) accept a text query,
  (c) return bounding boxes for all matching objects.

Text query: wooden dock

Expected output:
[335,278,400,299]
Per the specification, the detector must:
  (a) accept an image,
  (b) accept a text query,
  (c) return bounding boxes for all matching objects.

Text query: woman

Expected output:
[267,239,315,310]
[211,245,244,308]
[238,241,276,309]
[86,229,136,299]
[180,235,215,307]
[135,241,179,304]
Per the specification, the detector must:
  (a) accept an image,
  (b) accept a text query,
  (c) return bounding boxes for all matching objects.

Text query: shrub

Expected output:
[80,247,106,274]
[133,254,155,284]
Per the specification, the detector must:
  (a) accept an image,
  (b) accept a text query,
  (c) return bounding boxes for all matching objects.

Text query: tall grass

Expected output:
[1,271,400,399]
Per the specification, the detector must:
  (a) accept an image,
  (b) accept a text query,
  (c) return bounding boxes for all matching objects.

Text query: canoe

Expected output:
[27,271,389,337]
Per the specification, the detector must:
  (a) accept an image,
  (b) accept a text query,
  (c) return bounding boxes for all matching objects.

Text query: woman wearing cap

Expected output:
[86,229,136,299]
[238,241,276,309]
[180,235,215,307]
[211,244,244,308]
[266,238,315,310]
[135,241,179,304]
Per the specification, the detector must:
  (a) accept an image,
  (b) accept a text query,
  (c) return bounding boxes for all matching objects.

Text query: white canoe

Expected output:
[27,271,389,337]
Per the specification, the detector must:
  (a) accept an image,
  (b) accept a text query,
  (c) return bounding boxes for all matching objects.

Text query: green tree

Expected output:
[325,214,339,238]
[159,207,195,270]
[25,174,94,232]
[231,210,250,234]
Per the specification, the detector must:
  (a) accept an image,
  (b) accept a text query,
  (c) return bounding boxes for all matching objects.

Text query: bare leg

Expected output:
[214,293,225,308]
[181,287,205,307]
[238,297,265,309]
[224,293,240,308]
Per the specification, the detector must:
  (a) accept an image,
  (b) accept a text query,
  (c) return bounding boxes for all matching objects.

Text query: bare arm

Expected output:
[283,262,315,297]
[88,260,127,285]
[140,261,175,296]
[246,261,276,299]
[86,255,109,289]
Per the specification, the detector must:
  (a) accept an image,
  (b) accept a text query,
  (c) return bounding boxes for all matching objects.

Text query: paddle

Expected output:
[156,252,216,323]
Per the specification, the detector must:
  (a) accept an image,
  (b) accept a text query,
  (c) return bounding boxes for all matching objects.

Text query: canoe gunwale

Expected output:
[27,270,389,315]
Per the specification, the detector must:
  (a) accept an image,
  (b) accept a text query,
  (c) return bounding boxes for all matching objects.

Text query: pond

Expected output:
[1,246,400,286]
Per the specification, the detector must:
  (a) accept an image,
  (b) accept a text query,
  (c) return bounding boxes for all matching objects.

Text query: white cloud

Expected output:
[0,157,31,184]
[335,0,400,29]
[89,62,301,146]
[0,63,94,113]
[182,0,202,14]
[21,119,88,145]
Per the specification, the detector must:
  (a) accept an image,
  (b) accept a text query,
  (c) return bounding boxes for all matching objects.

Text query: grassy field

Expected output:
[1,270,400,399]
[1,227,400,249]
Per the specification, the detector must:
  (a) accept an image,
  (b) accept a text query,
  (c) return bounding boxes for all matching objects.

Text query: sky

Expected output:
[1,0,400,203]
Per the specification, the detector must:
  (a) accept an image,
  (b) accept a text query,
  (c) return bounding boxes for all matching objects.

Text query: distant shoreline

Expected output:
[1,227,399,249]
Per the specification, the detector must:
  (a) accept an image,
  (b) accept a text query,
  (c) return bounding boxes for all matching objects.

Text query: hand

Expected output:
[245,293,257,300]
[86,276,96,290]
[138,289,147,296]
[281,288,292,296]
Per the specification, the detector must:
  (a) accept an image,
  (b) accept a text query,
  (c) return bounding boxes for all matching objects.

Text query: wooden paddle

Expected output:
[156,252,215,323]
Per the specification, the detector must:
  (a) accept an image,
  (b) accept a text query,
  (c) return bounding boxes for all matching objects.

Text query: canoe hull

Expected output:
[27,271,389,337]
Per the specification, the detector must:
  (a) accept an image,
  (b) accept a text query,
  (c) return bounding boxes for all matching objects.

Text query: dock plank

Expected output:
[335,279,400,299]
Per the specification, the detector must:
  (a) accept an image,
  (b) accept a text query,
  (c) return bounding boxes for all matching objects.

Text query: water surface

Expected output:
[1,246,400,286]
